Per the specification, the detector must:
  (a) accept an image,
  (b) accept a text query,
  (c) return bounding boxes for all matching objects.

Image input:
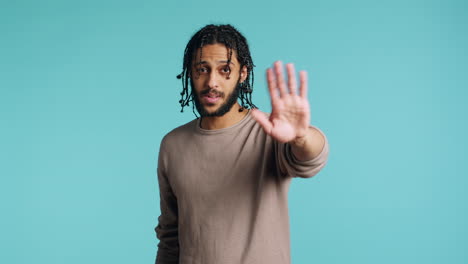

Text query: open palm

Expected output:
[251,61,311,143]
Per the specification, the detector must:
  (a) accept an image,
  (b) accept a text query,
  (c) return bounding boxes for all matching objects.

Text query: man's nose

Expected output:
[207,71,219,88]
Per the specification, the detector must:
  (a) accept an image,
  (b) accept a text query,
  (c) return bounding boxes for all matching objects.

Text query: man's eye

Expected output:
[197,67,208,73]
[221,67,231,73]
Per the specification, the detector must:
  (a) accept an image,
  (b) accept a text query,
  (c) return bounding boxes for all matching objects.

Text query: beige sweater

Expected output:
[155,111,329,264]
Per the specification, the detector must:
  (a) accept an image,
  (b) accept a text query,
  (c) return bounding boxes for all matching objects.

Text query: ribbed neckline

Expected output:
[195,109,253,135]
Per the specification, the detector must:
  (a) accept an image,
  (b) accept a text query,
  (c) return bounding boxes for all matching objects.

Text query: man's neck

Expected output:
[200,103,249,130]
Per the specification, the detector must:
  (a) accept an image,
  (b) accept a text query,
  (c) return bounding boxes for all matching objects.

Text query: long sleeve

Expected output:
[155,143,179,264]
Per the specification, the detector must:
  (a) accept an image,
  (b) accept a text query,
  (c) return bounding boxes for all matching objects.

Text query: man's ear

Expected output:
[240,66,248,83]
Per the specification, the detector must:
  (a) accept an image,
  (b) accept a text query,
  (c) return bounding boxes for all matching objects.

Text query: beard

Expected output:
[192,80,240,117]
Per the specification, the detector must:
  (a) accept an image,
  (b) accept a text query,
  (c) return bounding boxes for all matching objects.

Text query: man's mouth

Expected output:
[201,90,223,104]
[203,93,221,104]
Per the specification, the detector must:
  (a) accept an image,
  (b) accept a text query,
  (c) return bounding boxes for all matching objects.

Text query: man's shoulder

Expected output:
[160,118,198,146]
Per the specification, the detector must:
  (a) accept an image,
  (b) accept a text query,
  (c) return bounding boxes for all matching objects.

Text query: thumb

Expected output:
[251,109,273,135]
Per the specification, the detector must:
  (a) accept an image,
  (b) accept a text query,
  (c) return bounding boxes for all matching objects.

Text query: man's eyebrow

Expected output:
[194,60,236,66]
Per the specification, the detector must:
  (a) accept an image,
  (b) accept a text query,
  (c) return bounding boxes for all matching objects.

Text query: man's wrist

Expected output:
[289,127,325,161]
[290,134,308,148]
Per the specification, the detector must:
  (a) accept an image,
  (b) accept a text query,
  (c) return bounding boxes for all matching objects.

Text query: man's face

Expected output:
[190,43,247,117]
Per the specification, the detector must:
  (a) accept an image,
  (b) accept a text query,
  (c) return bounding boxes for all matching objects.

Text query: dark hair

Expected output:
[177,24,256,115]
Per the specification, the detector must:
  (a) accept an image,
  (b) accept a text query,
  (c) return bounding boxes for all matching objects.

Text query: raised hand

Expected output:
[251,61,311,143]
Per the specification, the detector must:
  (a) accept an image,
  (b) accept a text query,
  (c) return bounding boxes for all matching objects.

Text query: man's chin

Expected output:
[198,104,234,117]
[205,102,224,110]
[200,107,225,117]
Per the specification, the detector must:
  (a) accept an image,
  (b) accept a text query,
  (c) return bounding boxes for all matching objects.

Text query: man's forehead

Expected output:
[192,44,239,64]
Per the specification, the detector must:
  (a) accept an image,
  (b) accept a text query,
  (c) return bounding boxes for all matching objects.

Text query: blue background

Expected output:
[1,0,467,263]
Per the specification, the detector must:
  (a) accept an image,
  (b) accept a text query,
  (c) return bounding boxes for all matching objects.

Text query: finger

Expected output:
[251,109,273,135]
[299,70,308,98]
[266,68,279,102]
[274,61,288,97]
[286,63,297,95]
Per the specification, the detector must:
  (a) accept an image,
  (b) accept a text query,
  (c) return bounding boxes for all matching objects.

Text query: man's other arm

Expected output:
[155,154,179,263]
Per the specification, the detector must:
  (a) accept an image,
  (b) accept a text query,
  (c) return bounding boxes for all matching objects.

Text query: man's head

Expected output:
[177,24,256,116]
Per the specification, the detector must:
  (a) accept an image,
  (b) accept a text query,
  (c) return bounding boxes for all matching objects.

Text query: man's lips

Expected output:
[201,90,223,104]
[203,94,221,104]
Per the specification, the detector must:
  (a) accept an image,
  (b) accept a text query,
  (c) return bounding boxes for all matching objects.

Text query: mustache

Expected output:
[200,89,225,97]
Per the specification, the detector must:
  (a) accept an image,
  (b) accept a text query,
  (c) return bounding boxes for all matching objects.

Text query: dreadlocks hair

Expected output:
[176,24,257,116]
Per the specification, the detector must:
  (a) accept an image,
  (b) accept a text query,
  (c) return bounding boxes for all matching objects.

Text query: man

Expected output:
[155,24,329,264]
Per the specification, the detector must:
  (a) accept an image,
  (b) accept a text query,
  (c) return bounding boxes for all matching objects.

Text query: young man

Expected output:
[155,24,329,264]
